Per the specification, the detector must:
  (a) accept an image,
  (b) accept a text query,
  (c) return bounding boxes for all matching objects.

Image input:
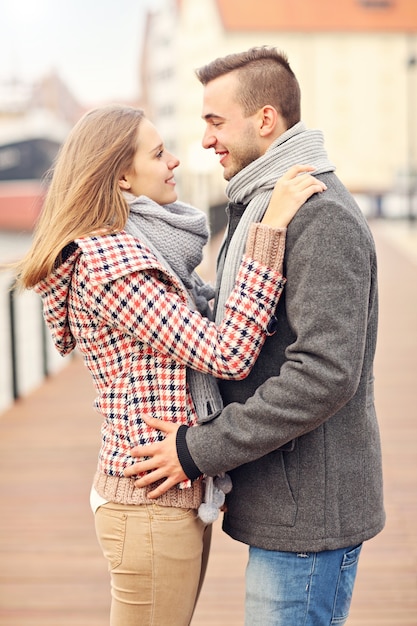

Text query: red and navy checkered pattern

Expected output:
[35,232,285,477]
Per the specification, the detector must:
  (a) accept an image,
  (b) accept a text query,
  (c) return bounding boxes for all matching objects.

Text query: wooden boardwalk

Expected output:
[0,222,416,626]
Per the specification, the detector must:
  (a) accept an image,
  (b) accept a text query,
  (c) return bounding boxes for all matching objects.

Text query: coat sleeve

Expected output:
[184,197,376,476]
[83,254,285,380]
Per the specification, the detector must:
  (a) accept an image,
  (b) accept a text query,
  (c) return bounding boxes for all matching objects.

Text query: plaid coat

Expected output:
[35,231,285,482]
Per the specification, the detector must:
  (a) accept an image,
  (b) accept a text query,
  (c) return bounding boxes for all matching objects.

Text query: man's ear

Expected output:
[118,176,131,191]
[258,105,280,138]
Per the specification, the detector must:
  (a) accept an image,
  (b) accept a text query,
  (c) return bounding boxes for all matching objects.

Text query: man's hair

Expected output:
[196,46,301,129]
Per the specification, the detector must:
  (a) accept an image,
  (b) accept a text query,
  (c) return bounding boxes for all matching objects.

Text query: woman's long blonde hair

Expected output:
[15,104,145,289]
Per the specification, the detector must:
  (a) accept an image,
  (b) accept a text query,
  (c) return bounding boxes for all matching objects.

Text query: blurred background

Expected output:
[1,0,416,412]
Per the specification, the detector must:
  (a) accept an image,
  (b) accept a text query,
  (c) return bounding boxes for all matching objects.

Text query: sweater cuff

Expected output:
[176,425,202,481]
[245,223,287,272]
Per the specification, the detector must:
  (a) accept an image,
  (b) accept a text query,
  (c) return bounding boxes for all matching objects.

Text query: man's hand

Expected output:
[123,416,188,498]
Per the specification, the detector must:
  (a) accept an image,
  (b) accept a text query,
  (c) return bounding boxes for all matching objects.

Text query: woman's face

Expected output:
[119,119,180,204]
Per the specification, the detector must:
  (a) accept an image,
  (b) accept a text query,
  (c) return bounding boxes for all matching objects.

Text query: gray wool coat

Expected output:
[186,171,385,552]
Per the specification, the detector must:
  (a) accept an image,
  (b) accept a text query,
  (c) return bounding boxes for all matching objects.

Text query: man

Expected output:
[125,47,385,625]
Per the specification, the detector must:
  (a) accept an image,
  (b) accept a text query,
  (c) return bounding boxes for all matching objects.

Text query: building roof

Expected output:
[215,0,417,32]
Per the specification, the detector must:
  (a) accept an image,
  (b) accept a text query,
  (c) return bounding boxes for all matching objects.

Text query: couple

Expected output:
[16,47,384,626]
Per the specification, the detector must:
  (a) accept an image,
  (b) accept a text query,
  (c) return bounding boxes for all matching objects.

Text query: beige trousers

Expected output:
[94,501,211,626]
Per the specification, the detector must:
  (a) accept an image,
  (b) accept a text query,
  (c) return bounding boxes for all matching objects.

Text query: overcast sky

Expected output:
[0,0,160,106]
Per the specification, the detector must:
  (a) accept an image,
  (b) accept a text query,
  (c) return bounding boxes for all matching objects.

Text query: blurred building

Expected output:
[141,0,417,221]
[0,73,84,230]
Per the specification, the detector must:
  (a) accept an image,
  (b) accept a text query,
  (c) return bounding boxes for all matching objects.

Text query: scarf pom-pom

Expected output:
[212,487,225,508]
[198,502,220,524]
[198,474,232,524]
[214,472,233,494]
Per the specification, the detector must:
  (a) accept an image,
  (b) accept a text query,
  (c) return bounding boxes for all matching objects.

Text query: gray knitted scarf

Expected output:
[125,194,223,425]
[215,122,335,323]
[125,194,230,523]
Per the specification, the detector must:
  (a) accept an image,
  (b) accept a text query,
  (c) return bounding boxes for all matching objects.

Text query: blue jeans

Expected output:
[245,543,362,626]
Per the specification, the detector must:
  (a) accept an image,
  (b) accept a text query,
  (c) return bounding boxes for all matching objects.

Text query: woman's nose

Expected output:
[168,154,180,169]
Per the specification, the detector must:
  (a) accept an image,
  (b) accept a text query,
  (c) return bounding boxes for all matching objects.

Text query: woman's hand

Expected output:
[262,164,327,229]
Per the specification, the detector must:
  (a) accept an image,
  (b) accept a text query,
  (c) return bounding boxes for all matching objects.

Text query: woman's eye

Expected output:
[156,150,164,158]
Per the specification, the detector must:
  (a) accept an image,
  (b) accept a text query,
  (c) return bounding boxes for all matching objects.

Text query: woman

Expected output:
[15,104,325,626]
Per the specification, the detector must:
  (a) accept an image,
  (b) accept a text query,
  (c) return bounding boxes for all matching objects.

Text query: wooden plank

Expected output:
[0,223,416,625]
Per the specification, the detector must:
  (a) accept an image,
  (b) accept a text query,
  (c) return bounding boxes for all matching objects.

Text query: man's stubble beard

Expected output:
[223,125,263,181]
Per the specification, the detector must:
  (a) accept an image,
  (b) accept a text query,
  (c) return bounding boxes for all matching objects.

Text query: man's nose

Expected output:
[202,128,216,149]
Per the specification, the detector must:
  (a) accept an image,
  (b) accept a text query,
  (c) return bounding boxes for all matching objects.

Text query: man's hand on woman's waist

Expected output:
[123,416,193,498]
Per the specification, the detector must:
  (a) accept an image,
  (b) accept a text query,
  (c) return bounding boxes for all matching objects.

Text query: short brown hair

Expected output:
[196,46,301,129]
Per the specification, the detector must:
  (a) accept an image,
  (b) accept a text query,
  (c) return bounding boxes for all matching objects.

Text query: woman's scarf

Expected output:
[215,121,335,323]
[126,193,211,297]
[125,194,229,523]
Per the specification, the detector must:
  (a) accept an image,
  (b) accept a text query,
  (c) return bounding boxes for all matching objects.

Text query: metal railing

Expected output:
[8,280,50,400]
[0,274,69,414]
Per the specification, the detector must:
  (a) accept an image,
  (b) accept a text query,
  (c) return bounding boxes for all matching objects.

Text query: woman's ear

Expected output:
[118,176,131,191]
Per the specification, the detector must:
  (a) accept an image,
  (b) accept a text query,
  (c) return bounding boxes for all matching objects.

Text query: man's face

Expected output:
[201,73,263,180]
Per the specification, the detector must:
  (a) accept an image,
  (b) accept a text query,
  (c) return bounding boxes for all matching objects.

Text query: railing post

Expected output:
[40,298,49,378]
[8,281,19,400]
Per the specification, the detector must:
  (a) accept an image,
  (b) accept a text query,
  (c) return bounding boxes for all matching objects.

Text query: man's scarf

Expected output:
[215,122,335,323]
